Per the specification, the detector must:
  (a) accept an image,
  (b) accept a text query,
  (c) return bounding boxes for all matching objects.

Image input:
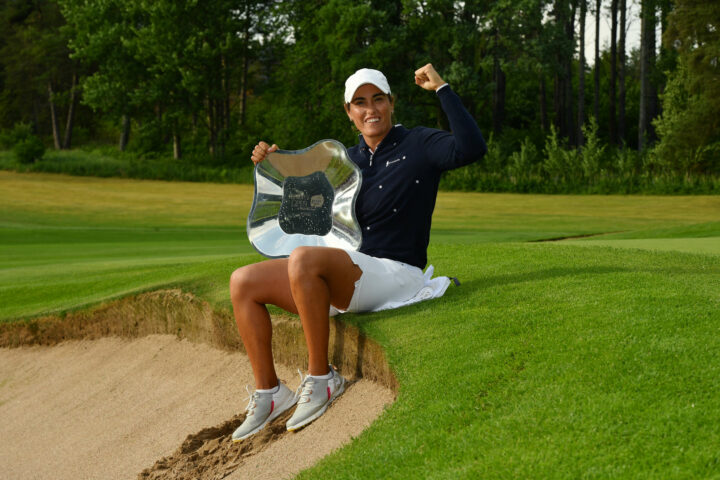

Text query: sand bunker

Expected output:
[0,336,393,479]
[0,291,396,479]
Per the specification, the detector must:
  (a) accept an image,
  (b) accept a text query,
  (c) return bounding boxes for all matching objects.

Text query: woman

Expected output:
[230,64,486,441]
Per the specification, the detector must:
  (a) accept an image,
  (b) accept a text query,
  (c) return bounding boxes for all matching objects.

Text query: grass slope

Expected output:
[1,171,719,478]
[304,244,720,478]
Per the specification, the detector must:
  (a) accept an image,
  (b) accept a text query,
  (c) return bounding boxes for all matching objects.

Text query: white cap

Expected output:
[344,68,391,103]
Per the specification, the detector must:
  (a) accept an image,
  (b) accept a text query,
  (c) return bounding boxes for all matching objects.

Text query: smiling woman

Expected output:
[230,63,488,442]
[344,70,395,150]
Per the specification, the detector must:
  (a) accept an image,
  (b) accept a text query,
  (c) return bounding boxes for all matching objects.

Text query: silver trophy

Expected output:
[247,139,362,258]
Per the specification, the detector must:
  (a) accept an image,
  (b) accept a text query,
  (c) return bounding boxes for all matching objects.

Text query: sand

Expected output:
[0,335,394,480]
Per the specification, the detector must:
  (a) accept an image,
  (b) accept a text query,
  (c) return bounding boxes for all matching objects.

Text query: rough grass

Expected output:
[1,171,719,478]
[0,149,254,184]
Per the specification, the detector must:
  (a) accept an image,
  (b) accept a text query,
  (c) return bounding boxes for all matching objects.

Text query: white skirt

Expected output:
[330,250,452,315]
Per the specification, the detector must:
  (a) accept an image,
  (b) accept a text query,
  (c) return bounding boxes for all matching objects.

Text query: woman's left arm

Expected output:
[415,64,487,171]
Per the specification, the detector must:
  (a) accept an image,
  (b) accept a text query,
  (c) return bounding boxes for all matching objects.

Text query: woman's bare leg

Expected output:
[230,248,361,387]
[230,259,298,389]
[287,247,362,376]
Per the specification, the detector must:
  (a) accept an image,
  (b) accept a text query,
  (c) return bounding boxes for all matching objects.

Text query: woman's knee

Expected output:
[230,259,294,309]
[230,266,255,303]
[288,246,323,280]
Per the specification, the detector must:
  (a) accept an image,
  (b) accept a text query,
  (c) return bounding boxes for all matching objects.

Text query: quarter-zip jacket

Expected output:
[347,85,487,269]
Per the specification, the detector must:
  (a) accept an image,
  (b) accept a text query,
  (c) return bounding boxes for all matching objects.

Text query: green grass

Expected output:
[564,221,720,256]
[316,244,719,479]
[0,171,261,319]
[1,171,719,478]
[0,224,259,319]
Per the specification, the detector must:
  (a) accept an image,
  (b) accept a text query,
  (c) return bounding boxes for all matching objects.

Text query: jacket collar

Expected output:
[357,124,408,153]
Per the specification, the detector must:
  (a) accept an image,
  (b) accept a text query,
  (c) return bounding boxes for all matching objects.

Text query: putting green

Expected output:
[562,221,720,255]
[564,237,720,255]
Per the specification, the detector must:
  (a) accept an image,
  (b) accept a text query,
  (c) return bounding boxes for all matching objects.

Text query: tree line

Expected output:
[1,0,718,185]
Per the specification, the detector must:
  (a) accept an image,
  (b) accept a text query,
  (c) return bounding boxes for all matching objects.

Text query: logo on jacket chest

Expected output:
[385,154,406,167]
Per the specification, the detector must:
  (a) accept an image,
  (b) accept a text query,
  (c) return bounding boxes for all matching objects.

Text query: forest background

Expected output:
[1,0,718,194]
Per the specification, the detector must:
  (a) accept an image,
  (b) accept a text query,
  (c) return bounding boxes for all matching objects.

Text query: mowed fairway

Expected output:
[1,171,258,319]
[1,171,719,478]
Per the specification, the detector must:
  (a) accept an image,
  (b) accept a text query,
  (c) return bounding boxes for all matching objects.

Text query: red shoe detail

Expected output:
[327,386,331,400]
[270,400,275,414]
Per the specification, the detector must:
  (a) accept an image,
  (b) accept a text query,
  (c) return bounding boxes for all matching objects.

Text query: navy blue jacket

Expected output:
[348,85,487,269]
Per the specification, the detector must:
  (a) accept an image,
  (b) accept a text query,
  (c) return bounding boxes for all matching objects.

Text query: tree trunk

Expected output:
[32,94,41,136]
[47,82,61,150]
[208,96,217,157]
[222,55,230,158]
[656,0,671,110]
[566,0,577,145]
[639,0,658,150]
[173,132,182,160]
[62,73,78,150]
[553,0,576,143]
[492,28,506,135]
[594,0,601,123]
[609,0,618,145]
[240,2,250,126]
[578,0,587,145]
[554,72,562,134]
[539,74,549,132]
[119,115,130,151]
[492,62,506,135]
[618,0,627,146]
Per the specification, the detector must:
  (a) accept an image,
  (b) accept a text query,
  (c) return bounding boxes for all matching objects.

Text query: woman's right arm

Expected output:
[251,141,279,165]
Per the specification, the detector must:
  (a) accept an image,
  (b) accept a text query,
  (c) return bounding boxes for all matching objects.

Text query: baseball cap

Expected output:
[344,68,391,103]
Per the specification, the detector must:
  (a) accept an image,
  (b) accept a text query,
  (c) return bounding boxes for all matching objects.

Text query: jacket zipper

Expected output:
[367,128,394,167]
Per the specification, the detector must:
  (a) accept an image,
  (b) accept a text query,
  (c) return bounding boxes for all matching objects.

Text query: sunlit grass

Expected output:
[0,170,253,227]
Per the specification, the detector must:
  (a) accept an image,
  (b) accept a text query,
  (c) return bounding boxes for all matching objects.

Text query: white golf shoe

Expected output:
[286,366,346,432]
[232,382,297,442]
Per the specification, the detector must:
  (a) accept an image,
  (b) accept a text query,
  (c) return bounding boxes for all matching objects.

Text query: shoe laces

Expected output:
[243,385,259,416]
[296,376,315,403]
[295,367,337,403]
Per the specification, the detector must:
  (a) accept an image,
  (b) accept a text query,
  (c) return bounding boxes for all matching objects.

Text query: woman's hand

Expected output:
[414,63,446,91]
[251,141,278,165]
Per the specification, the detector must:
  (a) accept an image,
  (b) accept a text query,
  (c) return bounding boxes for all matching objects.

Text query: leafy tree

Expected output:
[60,0,147,150]
[0,0,79,147]
[653,0,720,173]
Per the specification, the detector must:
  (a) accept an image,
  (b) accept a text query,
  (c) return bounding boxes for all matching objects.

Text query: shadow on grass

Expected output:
[461,266,629,291]
[341,266,628,329]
